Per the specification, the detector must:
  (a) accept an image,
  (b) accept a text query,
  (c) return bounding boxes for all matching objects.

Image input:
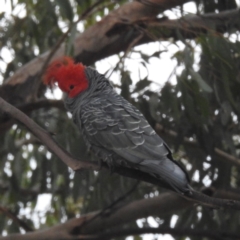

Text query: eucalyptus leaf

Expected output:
[56,0,73,21]
[65,24,77,56]
[133,78,152,93]
[189,68,212,92]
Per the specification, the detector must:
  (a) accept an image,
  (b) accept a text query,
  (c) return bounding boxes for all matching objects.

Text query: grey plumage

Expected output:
[65,67,190,194]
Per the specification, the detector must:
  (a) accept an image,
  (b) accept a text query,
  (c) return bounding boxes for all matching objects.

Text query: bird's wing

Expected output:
[81,95,189,193]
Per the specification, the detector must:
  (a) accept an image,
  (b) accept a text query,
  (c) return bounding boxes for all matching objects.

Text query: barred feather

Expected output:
[64,66,190,194]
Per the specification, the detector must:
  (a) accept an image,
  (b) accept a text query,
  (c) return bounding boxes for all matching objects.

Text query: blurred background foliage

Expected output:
[0,0,240,239]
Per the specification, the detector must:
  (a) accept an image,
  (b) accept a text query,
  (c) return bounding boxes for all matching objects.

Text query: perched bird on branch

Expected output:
[44,56,191,194]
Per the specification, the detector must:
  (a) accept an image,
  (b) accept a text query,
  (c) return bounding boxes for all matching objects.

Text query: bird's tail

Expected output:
[138,158,191,194]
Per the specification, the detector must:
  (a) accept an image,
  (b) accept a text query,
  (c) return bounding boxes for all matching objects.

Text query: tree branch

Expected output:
[4,6,238,89]
[0,193,192,240]
[86,227,240,240]
[139,8,240,41]
[3,0,190,86]
[1,189,240,240]
[155,123,240,168]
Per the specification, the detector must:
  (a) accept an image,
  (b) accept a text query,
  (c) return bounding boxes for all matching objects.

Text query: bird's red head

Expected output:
[43,56,88,98]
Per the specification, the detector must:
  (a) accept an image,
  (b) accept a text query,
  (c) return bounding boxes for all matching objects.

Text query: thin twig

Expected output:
[79,181,139,230]
[107,29,144,79]
[155,123,240,167]
[0,206,33,232]
[36,0,105,87]
[0,100,64,134]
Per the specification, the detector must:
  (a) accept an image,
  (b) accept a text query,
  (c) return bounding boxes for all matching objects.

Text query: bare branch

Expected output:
[155,123,240,168]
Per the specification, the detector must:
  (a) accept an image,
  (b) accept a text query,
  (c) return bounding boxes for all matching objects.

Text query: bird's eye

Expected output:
[69,85,74,90]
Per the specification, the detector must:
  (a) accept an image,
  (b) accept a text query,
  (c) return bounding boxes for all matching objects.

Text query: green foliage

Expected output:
[0,0,240,239]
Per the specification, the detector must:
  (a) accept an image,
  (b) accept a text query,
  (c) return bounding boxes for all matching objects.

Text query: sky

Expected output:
[0,1,211,239]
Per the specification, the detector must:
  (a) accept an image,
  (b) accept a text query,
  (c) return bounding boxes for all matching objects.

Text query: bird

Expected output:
[43,56,191,194]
